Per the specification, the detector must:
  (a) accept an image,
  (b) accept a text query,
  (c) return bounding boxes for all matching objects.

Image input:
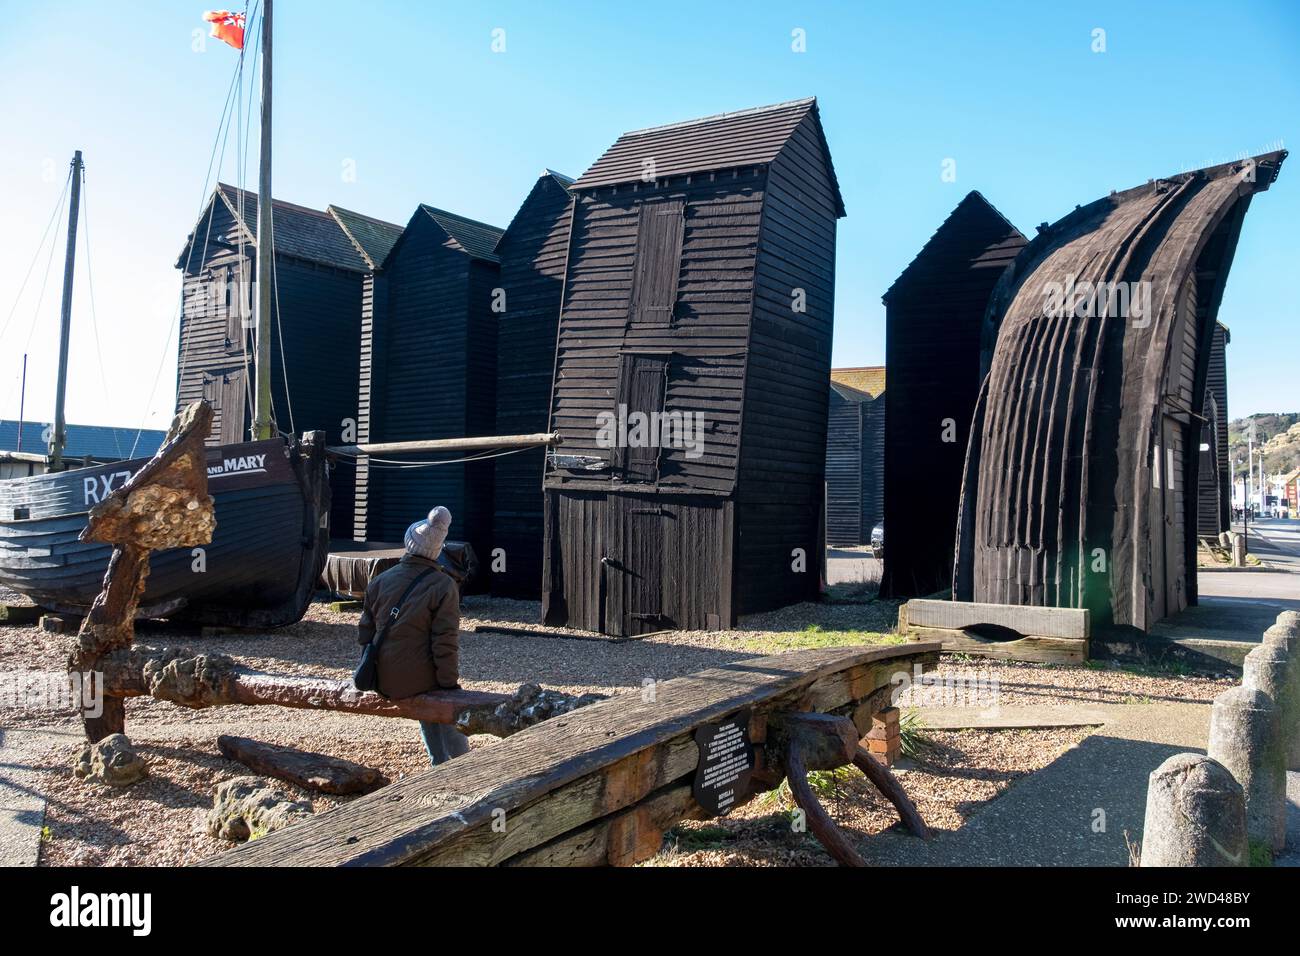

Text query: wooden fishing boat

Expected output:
[0,435,329,627]
[0,7,331,628]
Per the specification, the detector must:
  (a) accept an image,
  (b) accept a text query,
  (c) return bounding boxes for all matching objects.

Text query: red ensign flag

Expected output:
[203,10,246,50]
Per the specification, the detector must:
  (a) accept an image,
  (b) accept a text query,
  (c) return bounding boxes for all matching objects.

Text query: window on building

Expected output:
[616,353,668,483]
[627,199,685,326]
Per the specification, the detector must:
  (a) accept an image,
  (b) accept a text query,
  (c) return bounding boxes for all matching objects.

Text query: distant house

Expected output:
[825,368,885,547]
[880,191,1026,598]
[1281,467,1300,517]
[355,204,505,570]
[1197,322,1231,539]
[0,420,165,478]
[490,171,574,597]
[175,184,402,539]
[541,98,844,636]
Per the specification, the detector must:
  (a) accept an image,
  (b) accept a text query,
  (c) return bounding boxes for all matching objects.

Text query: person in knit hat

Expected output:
[358,506,469,765]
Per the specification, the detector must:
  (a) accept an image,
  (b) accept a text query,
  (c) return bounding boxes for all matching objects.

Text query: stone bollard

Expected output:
[1243,642,1295,814]
[1264,619,1300,770]
[1208,686,1286,856]
[1140,753,1247,867]
[1232,533,1247,567]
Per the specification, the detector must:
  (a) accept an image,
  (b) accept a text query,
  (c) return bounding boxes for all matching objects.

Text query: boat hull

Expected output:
[0,435,330,628]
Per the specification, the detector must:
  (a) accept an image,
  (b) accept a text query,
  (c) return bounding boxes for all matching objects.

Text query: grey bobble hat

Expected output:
[405,506,452,561]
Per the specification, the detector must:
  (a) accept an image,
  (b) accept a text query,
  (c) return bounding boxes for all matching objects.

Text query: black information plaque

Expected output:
[692,709,755,817]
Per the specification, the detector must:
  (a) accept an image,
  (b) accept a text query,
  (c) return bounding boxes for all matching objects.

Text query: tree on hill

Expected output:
[1228,412,1300,477]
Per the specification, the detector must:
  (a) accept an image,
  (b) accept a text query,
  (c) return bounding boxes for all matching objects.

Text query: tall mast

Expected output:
[49,149,83,471]
[252,0,275,440]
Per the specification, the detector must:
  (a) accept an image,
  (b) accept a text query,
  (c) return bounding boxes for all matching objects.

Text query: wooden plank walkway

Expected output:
[207,642,939,867]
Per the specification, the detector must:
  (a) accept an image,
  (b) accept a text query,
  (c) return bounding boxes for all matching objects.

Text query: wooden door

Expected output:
[617,354,668,483]
[599,497,666,637]
[622,503,665,635]
[204,367,247,446]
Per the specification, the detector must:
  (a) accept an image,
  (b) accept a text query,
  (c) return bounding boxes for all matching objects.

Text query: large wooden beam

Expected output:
[898,599,1089,663]
[205,643,941,867]
[96,645,513,730]
[328,433,560,457]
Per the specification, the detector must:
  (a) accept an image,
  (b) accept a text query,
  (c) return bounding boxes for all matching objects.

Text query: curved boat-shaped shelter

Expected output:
[955,151,1286,631]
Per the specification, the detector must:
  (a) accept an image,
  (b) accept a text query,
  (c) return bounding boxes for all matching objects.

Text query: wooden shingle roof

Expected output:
[416,205,506,263]
[328,205,404,271]
[831,366,886,399]
[573,97,844,215]
[193,184,370,272]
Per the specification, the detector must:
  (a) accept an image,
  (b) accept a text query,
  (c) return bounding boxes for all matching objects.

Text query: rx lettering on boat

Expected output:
[82,471,134,506]
[207,453,268,480]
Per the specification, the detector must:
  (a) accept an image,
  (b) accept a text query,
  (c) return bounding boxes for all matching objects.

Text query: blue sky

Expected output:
[0,0,1296,435]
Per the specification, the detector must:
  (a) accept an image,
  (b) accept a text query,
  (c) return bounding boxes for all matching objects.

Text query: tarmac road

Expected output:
[1196,517,1300,612]
[1234,516,1300,573]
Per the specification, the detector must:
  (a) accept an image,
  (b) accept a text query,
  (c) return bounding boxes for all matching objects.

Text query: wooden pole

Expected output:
[16,354,26,453]
[251,0,275,441]
[49,150,83,471]
[328,432,560,457]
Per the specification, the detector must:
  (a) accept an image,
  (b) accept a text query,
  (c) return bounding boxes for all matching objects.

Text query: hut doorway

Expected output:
[1155,413,1190,620]
[203,368,247,446]
[623,503,666,635]
[601,498,667,637]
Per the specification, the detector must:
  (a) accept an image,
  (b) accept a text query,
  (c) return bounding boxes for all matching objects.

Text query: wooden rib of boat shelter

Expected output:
[824,368,885,547]
[880,192,1026,598]
[954,151,1287,630]
[541,98,845,636]
[354,204,505,571]
[1196,322,1231,539]
[176,185,402,539]
[490,170,575,597]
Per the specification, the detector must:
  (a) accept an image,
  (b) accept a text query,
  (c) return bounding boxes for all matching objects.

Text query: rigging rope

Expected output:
[0,172,71,420]
[133,0,252,456]
[77,172,124,458]
[0,166,72,348]
[330,445,537,468]
[268,204,296,436]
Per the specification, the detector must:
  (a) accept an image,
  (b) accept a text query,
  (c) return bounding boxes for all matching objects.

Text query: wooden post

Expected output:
[69,402,216,741]
[251,0,275,440]
[49,150,83,472]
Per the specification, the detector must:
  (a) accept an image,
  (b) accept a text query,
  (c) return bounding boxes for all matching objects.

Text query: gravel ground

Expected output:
[649,726,1095,866]
[0,593,1233,866]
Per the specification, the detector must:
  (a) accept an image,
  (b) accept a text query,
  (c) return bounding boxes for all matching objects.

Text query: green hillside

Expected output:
[1228,412,1300,477]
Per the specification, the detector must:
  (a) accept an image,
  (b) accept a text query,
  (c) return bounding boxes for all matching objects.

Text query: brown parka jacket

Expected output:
[357,554,460,699]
